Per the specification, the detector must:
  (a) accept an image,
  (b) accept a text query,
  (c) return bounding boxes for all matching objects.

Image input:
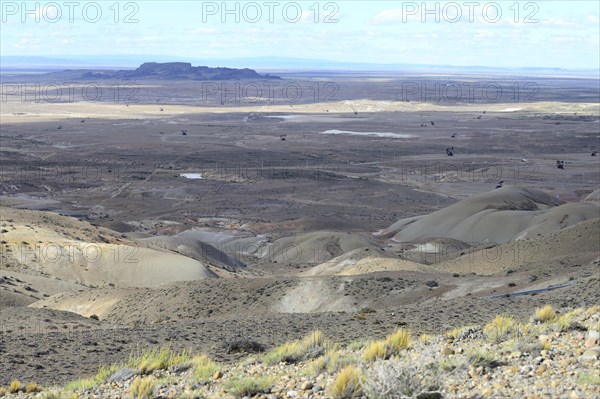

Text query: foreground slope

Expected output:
[2,306,599,399]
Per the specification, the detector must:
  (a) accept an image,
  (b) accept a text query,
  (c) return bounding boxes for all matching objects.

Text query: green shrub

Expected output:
[578,373,600,386]
[467,348,502,369]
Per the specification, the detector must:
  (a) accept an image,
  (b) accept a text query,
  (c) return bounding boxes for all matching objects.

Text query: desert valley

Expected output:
[0,61,599,398]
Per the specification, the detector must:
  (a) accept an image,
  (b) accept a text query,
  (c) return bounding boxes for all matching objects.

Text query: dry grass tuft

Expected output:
[484,314,517,343]
[225,377,272,398]
[128,346,191,374]
[25,382,43,393]
[193,354,220,382]
[363,341,389,362]
[262,330,327,365]
[302,329,326,349]
[129,377,155,399]
[9,380,21,393]
[329,365,362,399]
[40,391,62,399]
[534,305,558,323]
[63,378,97,393]
[467,348,502,369]
[385,329,411,353]
[95,364,121,382]
[306,348,354,376]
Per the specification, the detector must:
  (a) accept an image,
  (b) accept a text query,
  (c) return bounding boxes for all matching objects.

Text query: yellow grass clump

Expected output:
[534,305,558,323]
[128,346,192,374]
[306,348,354,376]
[484,314,517,343]
[9,380,21,393]
[64,377,99,392]
[129,377,155,399]
[302,329,326,349]
[585,305,600,317]
[329,365,363,399]
[419,334,432,343]
[193,355,220,382]
[385,328,411,352]
[95,364,120,382]
[362,341,388,362]
[25,382,43,393]
[262,330,327,365]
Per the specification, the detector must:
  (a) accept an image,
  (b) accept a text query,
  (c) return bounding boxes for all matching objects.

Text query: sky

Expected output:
[1,0,599,69]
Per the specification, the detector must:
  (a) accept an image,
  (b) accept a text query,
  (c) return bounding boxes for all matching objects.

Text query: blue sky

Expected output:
[1,1,599,69]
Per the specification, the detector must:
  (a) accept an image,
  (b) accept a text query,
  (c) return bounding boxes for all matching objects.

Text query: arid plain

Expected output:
[0,73,599,397]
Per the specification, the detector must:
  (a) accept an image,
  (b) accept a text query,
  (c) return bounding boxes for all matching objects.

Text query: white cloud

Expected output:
[554,36,581,43]
[474,30,495,38]
[187,28,219,35]
[140,36,162,42]
[370,9,404,25]
[542,17,577,27]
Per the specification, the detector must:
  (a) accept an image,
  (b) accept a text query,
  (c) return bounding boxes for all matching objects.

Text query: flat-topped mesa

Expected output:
[120,62,281,80]
[48,61,281,80]
[135,61,194,75]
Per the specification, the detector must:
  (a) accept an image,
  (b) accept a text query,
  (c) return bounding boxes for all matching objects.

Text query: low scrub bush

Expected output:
[362,358,442,399]
[467,348,502,369]
[225,377,271,398]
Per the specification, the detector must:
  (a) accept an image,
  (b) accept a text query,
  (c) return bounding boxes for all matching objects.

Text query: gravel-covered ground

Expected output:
[1,306,599,399]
